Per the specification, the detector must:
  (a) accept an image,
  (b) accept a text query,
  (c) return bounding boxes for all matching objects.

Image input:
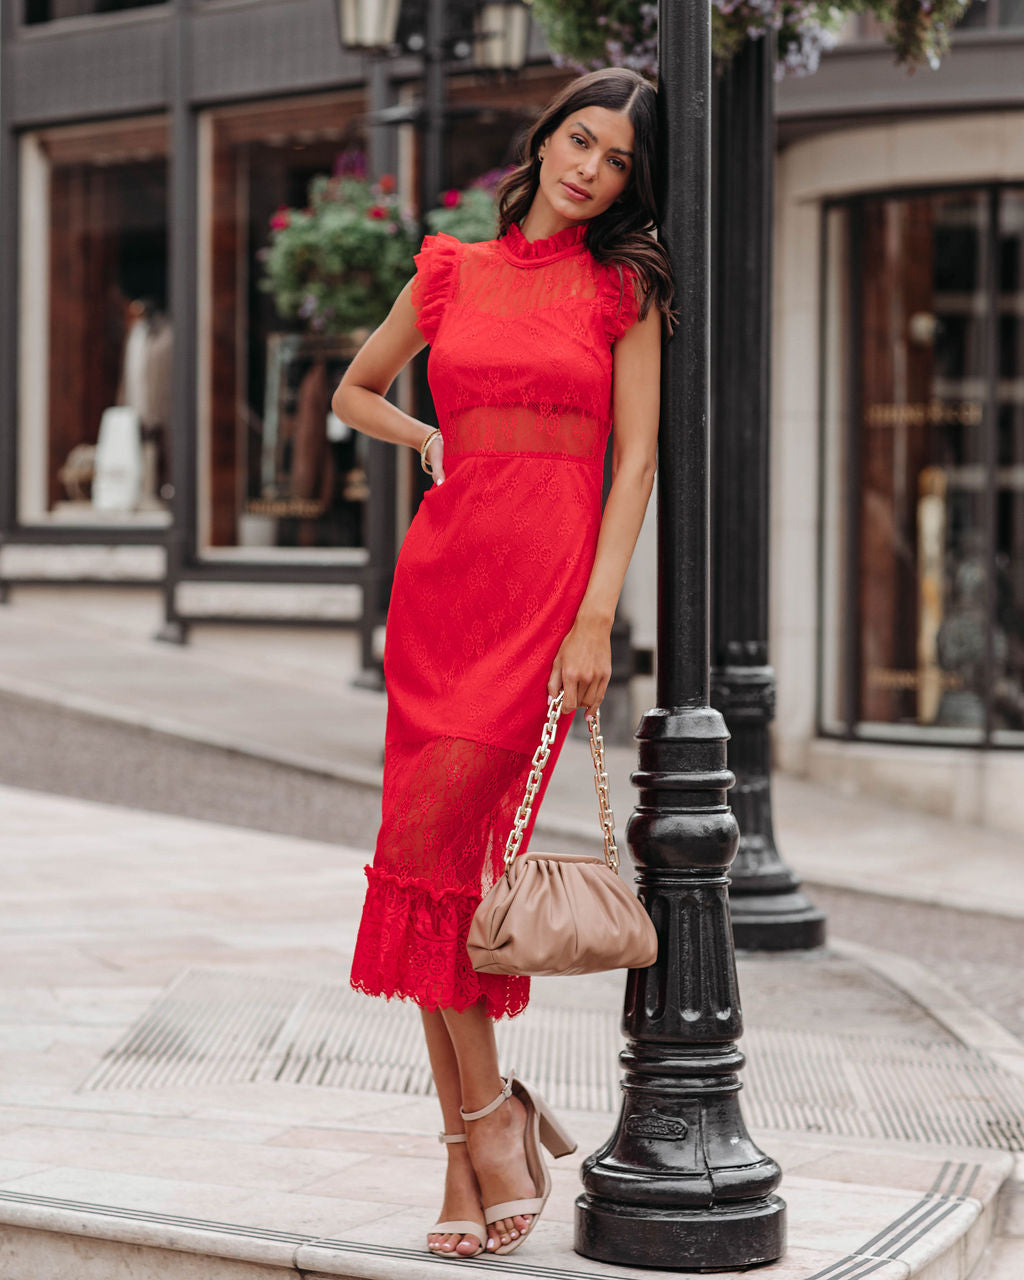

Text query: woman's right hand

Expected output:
[424,431,445,486]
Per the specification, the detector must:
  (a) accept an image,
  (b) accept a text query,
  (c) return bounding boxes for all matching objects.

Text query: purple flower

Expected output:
[333,149,367,178]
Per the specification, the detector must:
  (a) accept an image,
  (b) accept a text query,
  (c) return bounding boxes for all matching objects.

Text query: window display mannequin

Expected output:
[119,296,173,506]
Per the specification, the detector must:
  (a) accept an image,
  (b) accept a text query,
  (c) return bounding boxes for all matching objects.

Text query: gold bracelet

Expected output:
[420,428,442,475]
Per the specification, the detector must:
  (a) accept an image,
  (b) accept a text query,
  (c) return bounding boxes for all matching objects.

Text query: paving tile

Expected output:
[0,1103,287,1146]
[0,1168,396,1239]
[779,1176,942,1256]
[265,1126,442,1159]
[785,1146,1012,1200]
[0,1024,122,1052]
[0,1160,53,1184]
[297,1153,449,1207]
[0,1125,365,1194]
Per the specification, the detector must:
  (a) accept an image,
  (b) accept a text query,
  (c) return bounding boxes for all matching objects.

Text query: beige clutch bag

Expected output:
[467,694,658,978]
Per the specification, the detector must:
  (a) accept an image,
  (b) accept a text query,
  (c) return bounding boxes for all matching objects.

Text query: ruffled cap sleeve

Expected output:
[600,263,642,344]
[411,231,463,345]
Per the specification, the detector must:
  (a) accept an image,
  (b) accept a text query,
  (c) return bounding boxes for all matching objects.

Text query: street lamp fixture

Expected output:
[336,0,402,52]
[337,0,529,73]
[474,1,530,71]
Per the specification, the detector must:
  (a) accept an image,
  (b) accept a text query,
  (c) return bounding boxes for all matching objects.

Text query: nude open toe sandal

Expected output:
[428,1132,487,1260]
[460,1071,577,1256]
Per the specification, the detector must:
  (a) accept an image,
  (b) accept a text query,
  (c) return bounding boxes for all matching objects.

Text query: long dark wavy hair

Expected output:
[495,68,674,329]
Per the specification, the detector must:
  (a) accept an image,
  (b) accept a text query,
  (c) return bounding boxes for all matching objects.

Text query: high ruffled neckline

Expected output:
[498,221,588,266]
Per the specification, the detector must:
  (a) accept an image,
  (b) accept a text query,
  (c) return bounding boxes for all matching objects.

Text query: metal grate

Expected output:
[82,967,1024,1151]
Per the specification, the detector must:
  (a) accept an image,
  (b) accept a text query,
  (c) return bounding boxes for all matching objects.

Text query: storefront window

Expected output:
[25,0,164,22]
[823,186,1024,744]
[201,95,371,552]
[19,118,170,525]
[199,86,546,555]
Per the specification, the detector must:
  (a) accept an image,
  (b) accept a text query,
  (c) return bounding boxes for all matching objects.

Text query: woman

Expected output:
[334,66,673,1261]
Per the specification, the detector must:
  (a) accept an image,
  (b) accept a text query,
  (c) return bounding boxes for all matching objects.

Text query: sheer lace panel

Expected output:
[350,736,533,1020]
[456,250,604,318]
[444,404,604,462]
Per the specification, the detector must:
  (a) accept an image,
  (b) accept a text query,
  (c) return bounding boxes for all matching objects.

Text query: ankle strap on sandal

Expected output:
[459,1072,515,1123]
[438,1131,467,1144]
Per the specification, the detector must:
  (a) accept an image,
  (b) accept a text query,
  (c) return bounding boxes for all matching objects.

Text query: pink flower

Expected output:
[442,189,461,209]
[270,206,291,230]
[368,205,389,220]
[378,173,397,194]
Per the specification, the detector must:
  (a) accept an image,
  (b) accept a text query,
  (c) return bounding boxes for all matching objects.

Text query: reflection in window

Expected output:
[204,97,370,551]
[824,187,1024,742]
[857,193,991,735]
[24,120,170,523]
[25,0,164,22]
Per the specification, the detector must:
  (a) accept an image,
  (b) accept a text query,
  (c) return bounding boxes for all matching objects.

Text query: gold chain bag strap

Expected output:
[467,693,659,977]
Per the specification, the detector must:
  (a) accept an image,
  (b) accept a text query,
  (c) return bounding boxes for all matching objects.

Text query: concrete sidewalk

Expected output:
[1,782,1022,1280]
[0,587,1023,1278]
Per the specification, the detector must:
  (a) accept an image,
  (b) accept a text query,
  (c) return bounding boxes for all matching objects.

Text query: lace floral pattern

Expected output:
[349,221,639,1020]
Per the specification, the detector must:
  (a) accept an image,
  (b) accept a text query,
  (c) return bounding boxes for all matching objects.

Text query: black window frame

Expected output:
[18,0,167,27]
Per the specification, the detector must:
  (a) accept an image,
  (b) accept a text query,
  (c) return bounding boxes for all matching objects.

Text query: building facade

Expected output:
[773,6,1024,832]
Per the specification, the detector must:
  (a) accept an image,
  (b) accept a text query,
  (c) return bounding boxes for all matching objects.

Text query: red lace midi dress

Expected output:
[349,220,639,1020]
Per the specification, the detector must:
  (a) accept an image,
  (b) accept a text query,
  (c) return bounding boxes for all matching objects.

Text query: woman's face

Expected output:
[537,105,635,224]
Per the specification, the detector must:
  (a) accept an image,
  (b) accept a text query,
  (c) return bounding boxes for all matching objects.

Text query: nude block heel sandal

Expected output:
[460,1071,576,1256]
[428,1132,487,1260]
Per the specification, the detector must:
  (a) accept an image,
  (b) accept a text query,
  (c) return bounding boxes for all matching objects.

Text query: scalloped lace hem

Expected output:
[349,867,530,1022]
[349,977,529,1021]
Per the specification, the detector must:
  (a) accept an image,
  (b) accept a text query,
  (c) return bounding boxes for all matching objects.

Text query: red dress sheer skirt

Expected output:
[349,222,641,1020]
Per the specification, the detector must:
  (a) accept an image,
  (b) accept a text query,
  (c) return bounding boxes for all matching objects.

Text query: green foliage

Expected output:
[259,172,419,334]
[425,186,501,243]
[857,0,972,71]
[526,0,974,79]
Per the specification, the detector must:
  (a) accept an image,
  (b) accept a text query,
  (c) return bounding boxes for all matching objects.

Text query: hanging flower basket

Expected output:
[424,168,516,243]
[259,154,419,335]
[526,0,973,79]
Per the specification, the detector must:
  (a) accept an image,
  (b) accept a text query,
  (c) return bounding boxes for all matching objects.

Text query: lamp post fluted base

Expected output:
[730,888,827,952]
[574,707,785,1271]
[575,1194,786,1271]
[712,664,827,952]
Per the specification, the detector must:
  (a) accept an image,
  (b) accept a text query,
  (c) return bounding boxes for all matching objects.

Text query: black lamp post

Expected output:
[574,1,786,1268]
[711,37,827,951]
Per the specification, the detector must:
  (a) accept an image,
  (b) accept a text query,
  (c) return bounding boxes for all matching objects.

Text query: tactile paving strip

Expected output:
[82,967,1024,1151]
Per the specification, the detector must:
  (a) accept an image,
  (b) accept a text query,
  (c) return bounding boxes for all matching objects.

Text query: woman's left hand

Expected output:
[548,613,613,715]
